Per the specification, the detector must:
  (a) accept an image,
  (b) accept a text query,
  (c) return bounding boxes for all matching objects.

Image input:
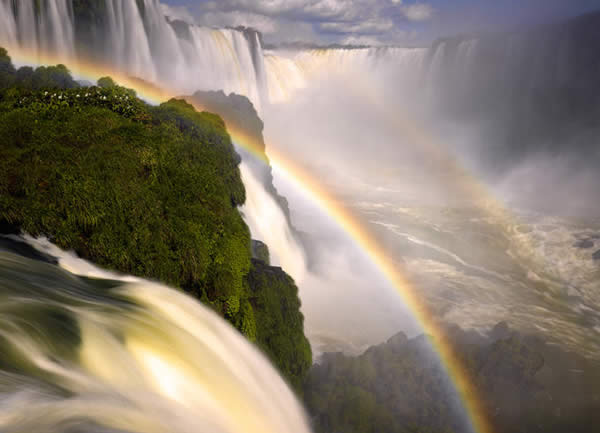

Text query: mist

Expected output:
[259,12,600,358]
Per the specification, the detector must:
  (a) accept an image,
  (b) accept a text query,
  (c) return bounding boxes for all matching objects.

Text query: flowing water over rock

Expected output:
[0,237,310,433]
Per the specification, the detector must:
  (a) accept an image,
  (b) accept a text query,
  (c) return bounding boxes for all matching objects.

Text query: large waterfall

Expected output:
[1,0,595,115]
[0,0,426,110]
[0,237,311,433]
[0,0,266,108]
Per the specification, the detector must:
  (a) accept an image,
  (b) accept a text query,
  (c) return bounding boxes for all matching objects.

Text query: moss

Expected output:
[246,259,312,393]
[0,57,252,334]
[0,49,313,388]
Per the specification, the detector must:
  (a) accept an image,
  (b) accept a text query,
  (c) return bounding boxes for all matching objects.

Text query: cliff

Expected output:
[304,322,600,433]
[183,90,295,226]
[0,48,310,391]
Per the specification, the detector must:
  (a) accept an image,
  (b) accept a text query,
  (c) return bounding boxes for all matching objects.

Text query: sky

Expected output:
[162,0,600,46]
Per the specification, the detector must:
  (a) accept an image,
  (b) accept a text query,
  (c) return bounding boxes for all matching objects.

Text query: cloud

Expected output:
[401,3,435,21]
[167,0,435,45]
[161,4,195,23]
[198,11,281,34]
[319,18,395,35]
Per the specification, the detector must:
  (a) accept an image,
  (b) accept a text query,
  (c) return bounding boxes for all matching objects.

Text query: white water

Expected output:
[264,47,426,103]
[0,0,267,109]
[0,0,429,354]
[0,238,311,433]
[0,0,427,110]
[239,163,306,282]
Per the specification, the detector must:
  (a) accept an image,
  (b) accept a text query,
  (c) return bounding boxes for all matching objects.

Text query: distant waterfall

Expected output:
[0,238,311,433]
[264,47,427,103]
[0,0,74,60]
[0,0,267,109]
[0,0,429,109]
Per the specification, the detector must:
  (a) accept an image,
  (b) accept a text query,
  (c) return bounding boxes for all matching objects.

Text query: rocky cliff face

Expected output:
[0,49,311,390]
[183,90,302,242]
[304,322,600,433]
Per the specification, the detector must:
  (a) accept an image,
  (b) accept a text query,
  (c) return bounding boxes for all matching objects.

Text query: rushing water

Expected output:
[0,236,310,433]
[0,0,426,110]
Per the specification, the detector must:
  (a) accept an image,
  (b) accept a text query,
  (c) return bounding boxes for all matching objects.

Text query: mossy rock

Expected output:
[247,259,312,393]
[0,50,313,388]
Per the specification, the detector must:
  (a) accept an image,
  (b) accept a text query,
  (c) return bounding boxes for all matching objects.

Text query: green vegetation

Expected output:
[247,259,312,393]
[0,48,311,389]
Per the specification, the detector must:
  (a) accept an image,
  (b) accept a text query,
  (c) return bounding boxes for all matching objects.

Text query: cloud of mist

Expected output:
[258,21,600,353]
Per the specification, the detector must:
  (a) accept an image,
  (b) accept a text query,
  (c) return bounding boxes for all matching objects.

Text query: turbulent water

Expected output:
[352,197,600,358]
[0,236,310,433]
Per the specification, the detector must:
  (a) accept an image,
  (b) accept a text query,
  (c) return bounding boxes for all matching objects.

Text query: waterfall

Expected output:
[0,0,427,109]
[264,47,427,103]
[0,237,311,433]
[239,163,306,282]
[0,0,74,61]
[0,0,267,109]
[104,0,157,82]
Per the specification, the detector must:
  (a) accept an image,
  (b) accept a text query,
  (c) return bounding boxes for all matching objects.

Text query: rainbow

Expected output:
[5,47,494,433]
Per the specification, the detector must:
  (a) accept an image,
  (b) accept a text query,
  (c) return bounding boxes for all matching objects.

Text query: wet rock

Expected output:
[574,239,595,249]
[490,321,512,341]
[251,239,270,264]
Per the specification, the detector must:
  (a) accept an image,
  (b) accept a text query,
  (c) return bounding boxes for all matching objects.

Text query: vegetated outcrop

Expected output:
[304,322,600,433]
[0,47,311,391]
[246,258,312,393]
[183,90,295,225]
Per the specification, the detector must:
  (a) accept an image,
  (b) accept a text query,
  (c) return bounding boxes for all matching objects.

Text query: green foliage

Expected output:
[0,59,79,91]
[247,259,312,393]
[0,58,253,334]
[0,47,16,89]
[97,76,117,89]
[304,335,461,433]
[0,49,313,388]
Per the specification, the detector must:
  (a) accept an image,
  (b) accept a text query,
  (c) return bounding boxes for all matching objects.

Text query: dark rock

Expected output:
[490,321,512,341]
[593,250,600,261]
[0,237,58,265]
[386,331,408,347]
[251,239,270,264]
[574,239,595,249]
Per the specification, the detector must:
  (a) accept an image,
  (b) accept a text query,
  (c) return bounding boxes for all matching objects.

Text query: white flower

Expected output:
[44,91,48,96]
[58,95,62,99]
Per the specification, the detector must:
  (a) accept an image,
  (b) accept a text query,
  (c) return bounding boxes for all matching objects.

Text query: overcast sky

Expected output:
[162,0,600,46]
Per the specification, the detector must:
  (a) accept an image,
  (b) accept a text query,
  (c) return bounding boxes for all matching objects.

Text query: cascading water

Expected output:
[0,0,267,110]
[0,0,74,61]
[264,47,427,103]
[239,163,306,282]
[0,0,427,110]
[0,237,311,433]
